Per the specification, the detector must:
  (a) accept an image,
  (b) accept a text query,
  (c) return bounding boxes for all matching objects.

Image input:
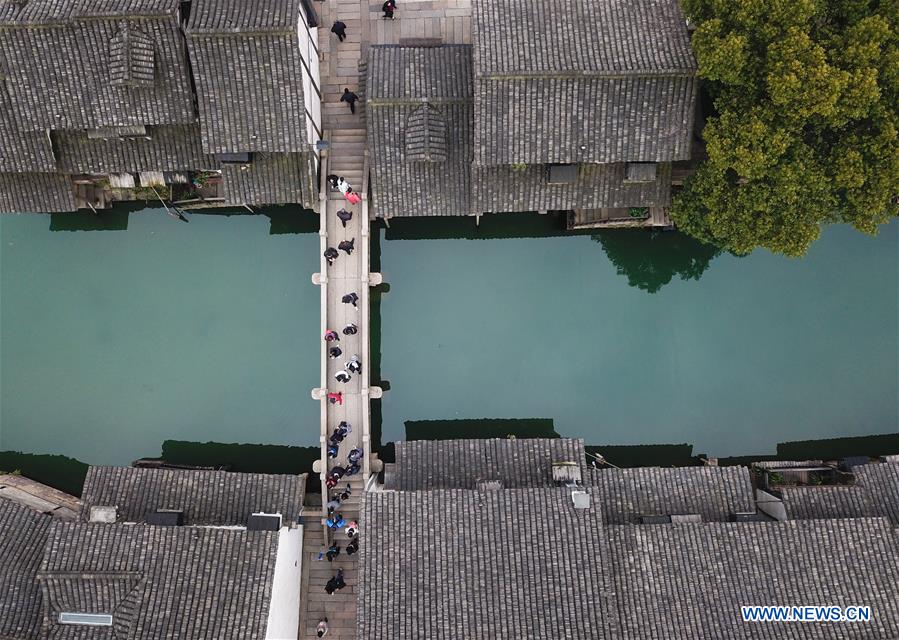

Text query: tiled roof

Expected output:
[473,75,697,165]
[359,488,613,640]
[607,518,899,638]
[472,0,695,76]
[38,522,279,639]
[80,466,306,526]
[473,162,672,213]
[187,0,301,33]
[0,172,76,213]
[0,119,56,174]
[779,462,899,524]
[369,102,473,217]
[186,1,309,154]
[367,45,473,101]
[0,14,195,132]
[367,46,473,218]
[55,125,216,173]
[0,0,178,25]
[0,500,52,640]
[584,465,755,523]
[222,152,317,207]
[388,438,587,490]
[471,0,697,165]
[360,488,899,639]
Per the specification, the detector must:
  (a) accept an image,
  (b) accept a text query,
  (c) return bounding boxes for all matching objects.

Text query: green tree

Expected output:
[673,0,898,257]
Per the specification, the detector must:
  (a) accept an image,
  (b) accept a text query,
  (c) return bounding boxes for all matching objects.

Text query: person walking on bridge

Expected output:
[346,355,362,374]
[327,392,343,405]
[333,568,346,592]
[335,369,351,384]
[382,0,396,19]
[323,246,338,266]
[340,88,359,114]
[342,292,359,308]
[338,238,355,255]
[324,330,340,342]
[328,346,342,359]
[336,208,353,228]
[330,20,346,42]
[317,618,330,637]
[343,323,358,336]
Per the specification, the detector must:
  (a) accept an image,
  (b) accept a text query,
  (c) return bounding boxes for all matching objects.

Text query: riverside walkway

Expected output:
[299,1,471,638]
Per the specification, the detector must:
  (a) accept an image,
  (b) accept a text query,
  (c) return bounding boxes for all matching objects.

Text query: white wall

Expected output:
[297,12,322,147]
[264,526,304,640]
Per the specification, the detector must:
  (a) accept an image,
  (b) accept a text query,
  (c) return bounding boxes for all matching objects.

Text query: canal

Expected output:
[377,216,898,457]
[1,210,896,472]
[1,209,321,466]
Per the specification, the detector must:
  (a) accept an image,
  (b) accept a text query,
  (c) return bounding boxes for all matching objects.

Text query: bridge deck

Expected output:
[300,0,472,637]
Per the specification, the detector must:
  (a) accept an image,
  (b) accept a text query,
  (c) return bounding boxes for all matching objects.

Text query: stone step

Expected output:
[330,133,366,143]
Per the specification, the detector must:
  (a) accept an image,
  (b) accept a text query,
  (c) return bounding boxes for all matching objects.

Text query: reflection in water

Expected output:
[405,418,559,440]
[592,230,721,293]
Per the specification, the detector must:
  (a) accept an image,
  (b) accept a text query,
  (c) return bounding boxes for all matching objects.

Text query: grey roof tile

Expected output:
[0,500,52,640]
[367,45,473,101]
[79,466,306,526]
[584,466,755,523]
[38,522,279,639]
[471,0,697,165]
[389,438,587,490]
[608,518,899,639]
[222,152,317,207]
[360,487,899,639]
[55,125,216,173]
[359,488,612,640]
[0,172,76,213]
[187,0,301,33]
[186,0,310,154]
[779,462,899,524]
[367,46,473,218]
[0,13,195,132]
[473,162,672,212]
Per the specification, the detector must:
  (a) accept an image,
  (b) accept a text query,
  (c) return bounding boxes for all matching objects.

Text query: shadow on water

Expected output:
[2,433,895,497]
[591,229,722,294]
[405,418,559,440]
[50,207,138,232]
[161,440,323,493]
[379,212,723,294]
[0,451,88,496]
[182,205,319,235]
[48,203,318,234]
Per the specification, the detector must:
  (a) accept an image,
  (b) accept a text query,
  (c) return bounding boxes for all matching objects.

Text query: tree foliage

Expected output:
[673,0,898,256]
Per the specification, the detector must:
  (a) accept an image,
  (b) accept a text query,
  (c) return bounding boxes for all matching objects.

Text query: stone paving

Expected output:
[300,0,472,637]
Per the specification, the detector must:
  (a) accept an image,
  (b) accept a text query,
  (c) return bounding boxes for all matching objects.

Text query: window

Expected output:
[404,102,447,163]
[109,23,156,87]
[58,613,113,626]
[546,164,577,185]
[625,163,657,183]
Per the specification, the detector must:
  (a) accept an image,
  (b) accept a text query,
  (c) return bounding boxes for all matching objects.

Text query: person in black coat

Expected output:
[338,238,355,255]
[331,21,347,41]
[340,88,359,114]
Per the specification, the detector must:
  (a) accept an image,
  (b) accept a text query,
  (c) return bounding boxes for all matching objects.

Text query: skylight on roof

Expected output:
[58,612,113,626]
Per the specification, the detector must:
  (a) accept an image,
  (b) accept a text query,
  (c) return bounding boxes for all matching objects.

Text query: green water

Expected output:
[1,210,321,465]
[2,209,897,468]
[378,218,899,457]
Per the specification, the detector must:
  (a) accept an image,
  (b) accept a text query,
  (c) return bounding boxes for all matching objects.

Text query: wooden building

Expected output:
[366,0,697,226]
[0,0,321,213]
